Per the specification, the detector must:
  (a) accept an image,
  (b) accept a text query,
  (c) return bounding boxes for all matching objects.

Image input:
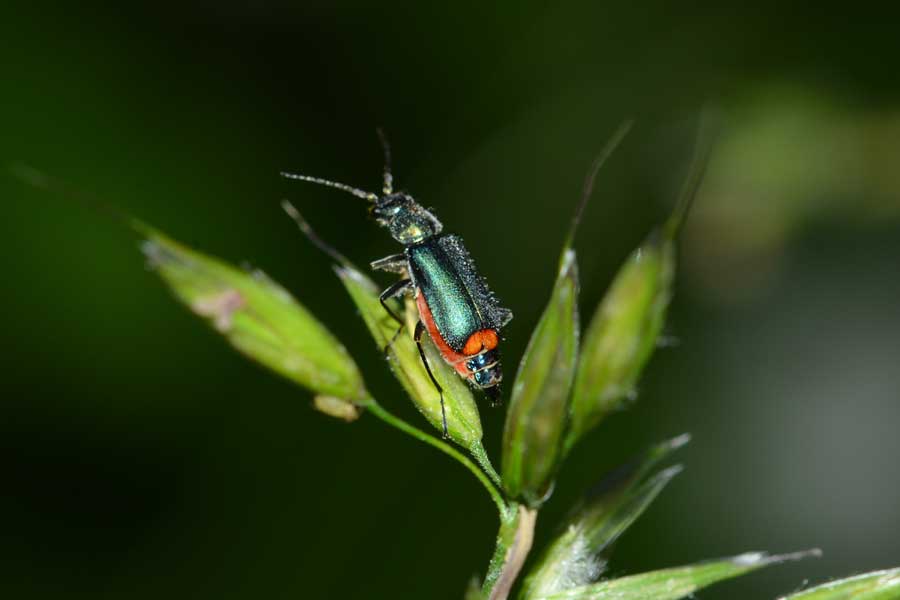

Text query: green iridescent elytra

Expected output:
[406,235,512,353]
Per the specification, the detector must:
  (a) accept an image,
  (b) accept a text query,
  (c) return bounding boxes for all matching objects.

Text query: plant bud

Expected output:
[502,250,580,506]
[141,226,368,405]
[565,232,675,452]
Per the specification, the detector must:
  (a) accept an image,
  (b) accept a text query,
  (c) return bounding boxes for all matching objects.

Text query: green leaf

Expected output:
[141,226,368,405]
[536,550,820,600]
[565,232,675,452]
[520,435,689,599]
[335,264,484,450]
[502,249,580,506]
[779,568,900,600]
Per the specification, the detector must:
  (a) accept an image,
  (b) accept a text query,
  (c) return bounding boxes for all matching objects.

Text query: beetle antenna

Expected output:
[281,200,352,267]
[565,119,634,249]
[280,172,379,202]
[376,127,393,195]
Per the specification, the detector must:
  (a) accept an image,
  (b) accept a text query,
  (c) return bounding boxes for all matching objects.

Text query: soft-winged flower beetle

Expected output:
[281,133,513,437]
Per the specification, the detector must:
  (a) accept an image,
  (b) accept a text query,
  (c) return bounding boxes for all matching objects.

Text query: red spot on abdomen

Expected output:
[415,293,500,380]
[462,329,499,356]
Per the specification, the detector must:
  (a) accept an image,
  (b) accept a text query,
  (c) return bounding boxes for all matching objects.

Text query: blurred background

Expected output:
[2,2,899,598]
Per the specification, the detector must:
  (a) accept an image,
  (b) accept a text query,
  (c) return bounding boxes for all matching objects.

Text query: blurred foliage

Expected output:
[686,87,900,303]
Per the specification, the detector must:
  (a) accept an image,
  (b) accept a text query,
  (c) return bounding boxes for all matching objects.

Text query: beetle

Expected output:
[281,134,513,436]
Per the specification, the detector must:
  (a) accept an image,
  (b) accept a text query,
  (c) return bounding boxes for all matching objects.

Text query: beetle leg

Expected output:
[379,278,413,352]
[370,254,408,274]
[415,320,448,438]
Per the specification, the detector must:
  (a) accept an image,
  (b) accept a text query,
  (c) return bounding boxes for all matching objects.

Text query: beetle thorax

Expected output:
[371,193,443,245]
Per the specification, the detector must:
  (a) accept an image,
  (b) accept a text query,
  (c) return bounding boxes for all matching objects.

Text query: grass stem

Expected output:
[367,401,509,516]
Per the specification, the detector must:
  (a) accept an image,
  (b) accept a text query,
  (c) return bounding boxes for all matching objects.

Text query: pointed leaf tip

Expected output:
[779,565,900,600]
[666,432,692,449]
[565,120,634,250]
[534,548,819,600]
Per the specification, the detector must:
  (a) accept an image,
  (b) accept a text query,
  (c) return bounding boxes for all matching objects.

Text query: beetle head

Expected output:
[371,193,443,245]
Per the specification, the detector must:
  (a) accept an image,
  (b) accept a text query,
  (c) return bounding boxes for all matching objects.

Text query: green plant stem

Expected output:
[482,504,538,600]
[367,401,509,516]
[471,442,504,489]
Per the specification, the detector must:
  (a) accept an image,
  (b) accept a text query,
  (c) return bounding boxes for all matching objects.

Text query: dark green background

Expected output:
[3,2,899,599]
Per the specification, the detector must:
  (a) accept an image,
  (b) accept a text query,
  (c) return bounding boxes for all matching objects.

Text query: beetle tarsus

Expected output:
[371,253,408,274]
